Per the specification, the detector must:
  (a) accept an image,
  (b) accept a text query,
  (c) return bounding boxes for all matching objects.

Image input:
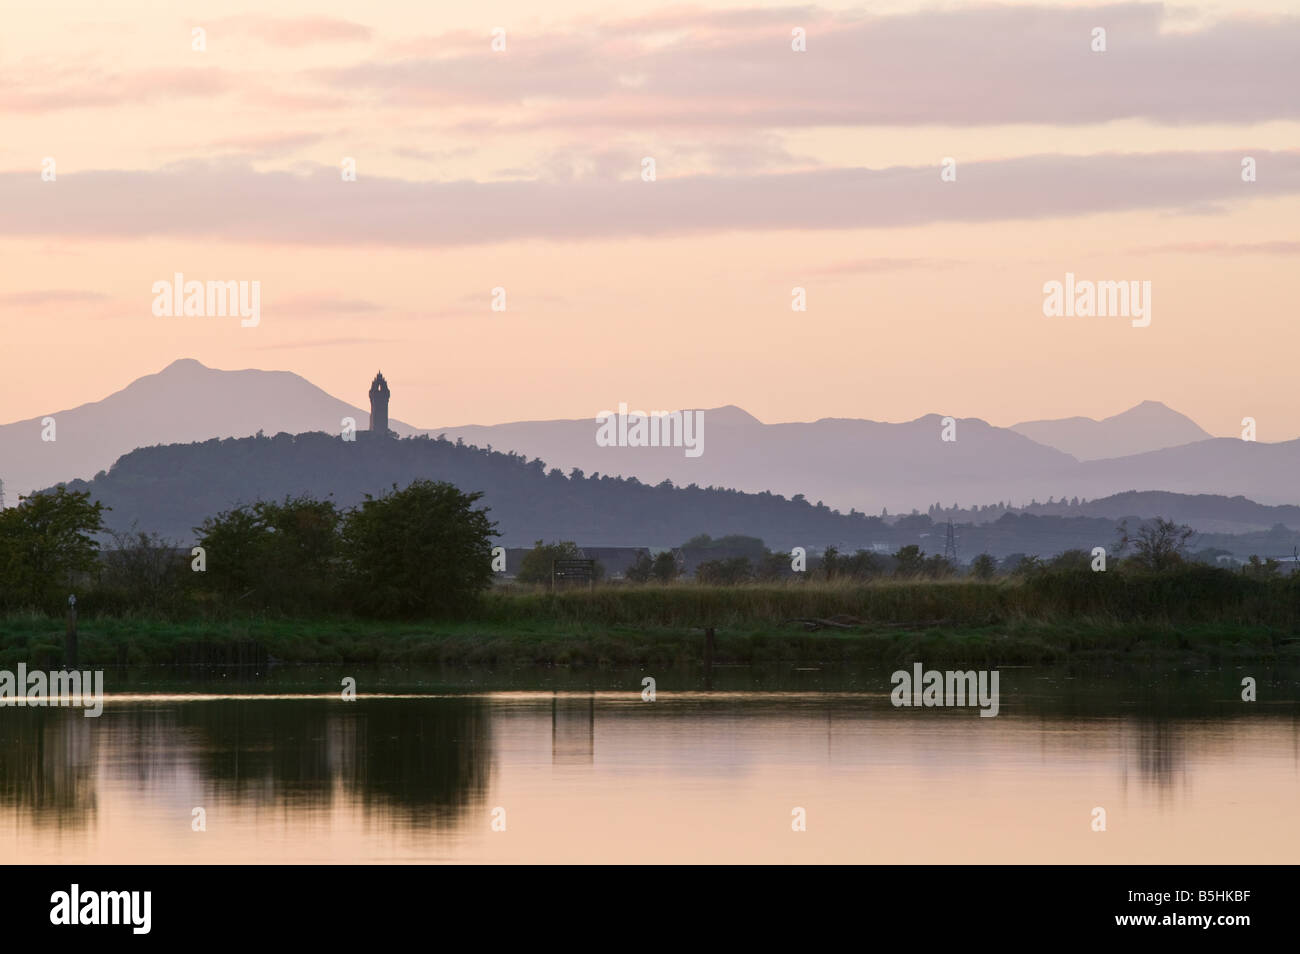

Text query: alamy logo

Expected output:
[891,663,1000,717]
[1042,272,1150,327]
[0,665,104,717]
[595,403,704,458]
[151,273,261,327]
[50,884,151,934]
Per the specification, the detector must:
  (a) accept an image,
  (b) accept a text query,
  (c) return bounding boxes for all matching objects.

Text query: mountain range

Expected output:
[3,359,1297,517]
[50,434,1300,560]
[0,359,418,505]
[1009,401,1211,460]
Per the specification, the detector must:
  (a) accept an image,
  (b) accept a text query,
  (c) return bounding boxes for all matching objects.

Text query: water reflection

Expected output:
[0,672,1296,862]
[0,697,492,833]
[552,694,594,765]
[0,708,98,824]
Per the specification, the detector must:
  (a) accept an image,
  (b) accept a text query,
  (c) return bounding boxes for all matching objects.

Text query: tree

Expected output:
[516,540,602,584]
[625,551,653,583]
[0,487,108,608]
[970,553,997,580]
[892,545,926,577]
[999,552,1022,570]
[340,480,497,617]
[627,550,682,583]
[821,545,841,579]
[651,551,680,583]
[1117,517,1194,571]
[680,534,767,560]
[822,548,882,581]
[923,554,955,578]
[1243,555,1281,579]
[1010,554,1044,576]
[101,526,185,612]
[695,556,753,585]
[194,494,342,610]
[193,503,264,599]
[754,550,789,582]
[1049,549,1092,572]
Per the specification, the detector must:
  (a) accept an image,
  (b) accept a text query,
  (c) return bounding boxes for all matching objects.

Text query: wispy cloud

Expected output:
[213,16,372,48]
[0,289,109,306]
[9,5,1296,130]
[327,5,1300,127]
[195,131,330,159]
[251,336,395,350]
[1130,240,1300,255]
[810,257,964,277]
[2,151,1295,246]
[0,67,231,112]
[274,295,384,316]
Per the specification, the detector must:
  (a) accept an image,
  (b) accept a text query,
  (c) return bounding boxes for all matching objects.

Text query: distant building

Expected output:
[368,372,391,436]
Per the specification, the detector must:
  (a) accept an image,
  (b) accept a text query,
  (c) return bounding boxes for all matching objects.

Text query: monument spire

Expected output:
[368,371,390,436]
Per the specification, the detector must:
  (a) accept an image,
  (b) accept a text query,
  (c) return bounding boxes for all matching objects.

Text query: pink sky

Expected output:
[1,1,1298,437]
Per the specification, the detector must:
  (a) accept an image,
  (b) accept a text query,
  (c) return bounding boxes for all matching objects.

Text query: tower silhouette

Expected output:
[944,518,959,564]
[369,372,390,436]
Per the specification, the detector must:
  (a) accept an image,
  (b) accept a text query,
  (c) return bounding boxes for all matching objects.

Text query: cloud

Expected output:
[324,4,1300,127]
[274,295,384,316]
[0,151,1296,246]
[0,67,231,112]
[198,131,330,159]
[251,336,395,350]
[390,146,478,163]
[10,6,1296,128]
[810,257,964,276]
[1129,240,1300,255]
[213,16,372,48]
[0,290,109,306]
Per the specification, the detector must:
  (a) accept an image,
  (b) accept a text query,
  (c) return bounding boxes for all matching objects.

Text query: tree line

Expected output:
[0,481,495,618]
[1,484,1292,623]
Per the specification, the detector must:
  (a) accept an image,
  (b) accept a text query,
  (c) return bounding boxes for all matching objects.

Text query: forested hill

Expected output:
[55,431,889,547]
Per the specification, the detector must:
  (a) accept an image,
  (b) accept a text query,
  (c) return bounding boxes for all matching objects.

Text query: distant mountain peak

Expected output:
[1012,401,1211,461]
[1109,399,1176,418]
[159,357,210,373]
[0,359,415,501]
[705,405,762,425]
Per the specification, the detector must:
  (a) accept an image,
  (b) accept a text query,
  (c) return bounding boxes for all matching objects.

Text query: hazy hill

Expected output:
[47,433,1299,562]
[992,491,1300,535]
[0,359,417,500]
[1072,438,1300,507]
[429,409,1082,514]
[431,408,1300,511]
[56,431,894,548]
[8,359,1300,516]
[1010,400,1211,460]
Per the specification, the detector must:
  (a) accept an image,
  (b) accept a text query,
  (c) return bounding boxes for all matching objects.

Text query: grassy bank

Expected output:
[2,576,1297,668]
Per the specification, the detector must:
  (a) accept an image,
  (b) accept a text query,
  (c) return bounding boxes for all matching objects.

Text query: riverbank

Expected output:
[5,576,1299,668]
[1,604,1295,670]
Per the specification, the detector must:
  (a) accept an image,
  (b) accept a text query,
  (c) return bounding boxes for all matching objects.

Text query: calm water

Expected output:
[2,665,1297,863]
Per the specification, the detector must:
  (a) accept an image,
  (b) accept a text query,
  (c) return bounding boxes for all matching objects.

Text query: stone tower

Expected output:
[369,371,390,436]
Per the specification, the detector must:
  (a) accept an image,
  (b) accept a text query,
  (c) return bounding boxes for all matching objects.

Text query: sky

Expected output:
[1,0,1297,437]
